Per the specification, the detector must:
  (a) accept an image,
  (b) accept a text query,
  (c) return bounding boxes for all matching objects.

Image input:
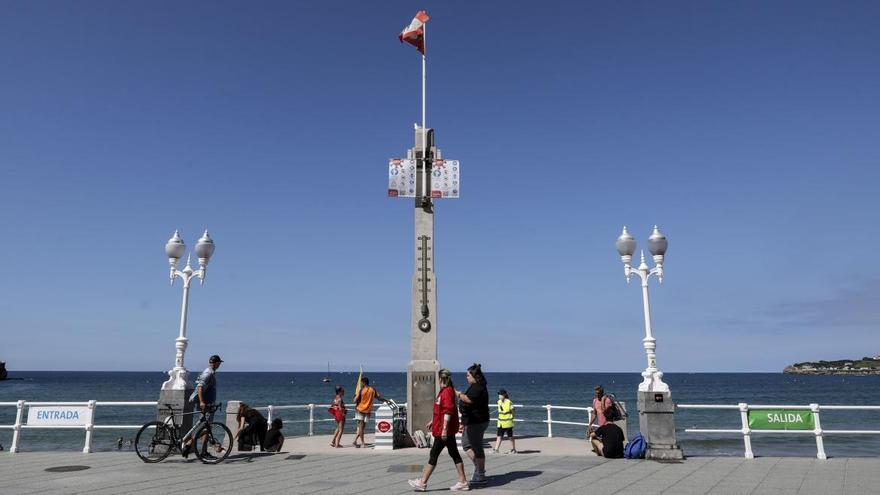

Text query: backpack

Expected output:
[624,433,647,459]
[413,429,429,448]
[603,394,627,422]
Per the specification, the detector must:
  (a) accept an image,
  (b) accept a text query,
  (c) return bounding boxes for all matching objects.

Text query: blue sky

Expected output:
[1,1,878,372]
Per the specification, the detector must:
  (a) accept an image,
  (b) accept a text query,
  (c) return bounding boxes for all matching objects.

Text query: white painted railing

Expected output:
[0,400,157,454]
[678,403,880,459]
[254,402,600,439]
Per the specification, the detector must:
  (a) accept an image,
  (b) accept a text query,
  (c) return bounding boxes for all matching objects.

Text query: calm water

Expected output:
[1,371,878,457]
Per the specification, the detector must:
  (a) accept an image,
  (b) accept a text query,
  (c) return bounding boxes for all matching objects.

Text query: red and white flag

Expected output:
[399,10,430,55]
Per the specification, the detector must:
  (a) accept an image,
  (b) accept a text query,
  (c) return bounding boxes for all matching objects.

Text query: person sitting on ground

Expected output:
[590,422,625,458]
[493,389,516,454]
[352,376,386,448]
[234,402,268,451]
[262,418,285,452]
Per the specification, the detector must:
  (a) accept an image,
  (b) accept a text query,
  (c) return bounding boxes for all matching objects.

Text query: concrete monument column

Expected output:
[406,128,441,436]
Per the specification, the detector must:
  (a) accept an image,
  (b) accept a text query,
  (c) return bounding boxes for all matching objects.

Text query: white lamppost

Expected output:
[616,225,669,393]
[160,230,215,391]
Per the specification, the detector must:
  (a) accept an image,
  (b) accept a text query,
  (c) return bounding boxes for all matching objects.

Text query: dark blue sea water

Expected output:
[2,371,878,457]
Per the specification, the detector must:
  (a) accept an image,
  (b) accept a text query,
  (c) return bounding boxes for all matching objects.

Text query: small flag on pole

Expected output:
[399,10,430,54]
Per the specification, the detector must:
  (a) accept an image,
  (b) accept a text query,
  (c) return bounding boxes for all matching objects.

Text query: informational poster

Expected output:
[430,159,460,199]
[747,409,814,430]
[387,159,461,199]
[388,159,417,198]
[27,406,92,426]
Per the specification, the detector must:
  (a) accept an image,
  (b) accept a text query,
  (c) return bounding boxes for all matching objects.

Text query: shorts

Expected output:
[497,427,514,438]
[355,411,371,422]
[461,421,489,458]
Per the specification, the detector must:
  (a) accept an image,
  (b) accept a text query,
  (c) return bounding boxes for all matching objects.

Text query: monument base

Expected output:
[637,390,685,461]
[158,388,194,436]
[406,360,440,439]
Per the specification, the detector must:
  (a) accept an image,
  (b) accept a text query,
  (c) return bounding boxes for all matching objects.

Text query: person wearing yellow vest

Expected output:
[492,389,516,454]
[352,376,386,448]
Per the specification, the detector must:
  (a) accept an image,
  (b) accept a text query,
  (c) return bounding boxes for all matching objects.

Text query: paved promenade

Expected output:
[1,436,877,494]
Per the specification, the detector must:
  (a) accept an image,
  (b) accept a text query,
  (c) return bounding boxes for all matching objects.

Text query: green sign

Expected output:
[748,409,814,430]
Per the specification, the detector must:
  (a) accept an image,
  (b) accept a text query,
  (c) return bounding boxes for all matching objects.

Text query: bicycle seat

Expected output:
[164,403,177,410]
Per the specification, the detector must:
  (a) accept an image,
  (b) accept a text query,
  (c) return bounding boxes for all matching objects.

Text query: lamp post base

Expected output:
[157,387,195,441]
[161,367,190,391]
[637,390,685,461]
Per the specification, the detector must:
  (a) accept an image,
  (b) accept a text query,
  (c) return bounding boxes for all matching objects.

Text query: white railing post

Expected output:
[308,404,315,436]
[811,403,827,460]
[267,405,274,424]
[10,400,25,454]
[546,405,553,438]
[739,402,754,459]
[82,400,97,453]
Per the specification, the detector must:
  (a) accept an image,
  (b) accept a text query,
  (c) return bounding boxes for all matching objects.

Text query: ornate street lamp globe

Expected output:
[165,230,186,262]
[647,225,668,257]
[195,230,215,262]
[615,226,636,258]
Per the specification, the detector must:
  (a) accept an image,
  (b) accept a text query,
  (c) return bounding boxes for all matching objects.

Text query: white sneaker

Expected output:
[408,479,427,492]
[509,449,517,454]
[450,481,470,491]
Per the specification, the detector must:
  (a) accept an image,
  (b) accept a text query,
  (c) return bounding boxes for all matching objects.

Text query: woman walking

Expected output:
[492,389,516,454]
[329,385,346,448]
[408,369,470,492]
[456,363,490,484]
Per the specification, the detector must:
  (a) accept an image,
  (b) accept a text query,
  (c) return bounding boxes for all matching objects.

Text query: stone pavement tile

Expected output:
[531,459,652,495]
[754,458,815,491]
[614,458,721,495]
[657,457,745,494]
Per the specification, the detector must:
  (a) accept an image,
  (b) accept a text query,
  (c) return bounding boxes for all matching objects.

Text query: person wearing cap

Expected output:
[408,369,470,492]
[190,355,223,421]
[492,389,516,454]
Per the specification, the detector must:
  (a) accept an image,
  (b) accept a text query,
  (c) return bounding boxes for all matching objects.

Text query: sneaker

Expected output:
[470,472,488,484]
[180,443,192,458]
[408,479,427,492]
[491,447,499,454]
[450,481,470,491]
[509,449,517,454]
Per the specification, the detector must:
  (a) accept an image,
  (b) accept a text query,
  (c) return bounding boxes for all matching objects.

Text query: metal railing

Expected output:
[0,400,157,453]
[678,403,880,459]
[1,400,606,451]
[253,402,600,438]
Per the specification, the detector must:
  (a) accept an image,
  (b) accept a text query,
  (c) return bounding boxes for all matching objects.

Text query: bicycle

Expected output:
[134,402,233,464]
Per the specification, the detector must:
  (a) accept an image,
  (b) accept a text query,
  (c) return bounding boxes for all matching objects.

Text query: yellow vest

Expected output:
[497,399,514,428]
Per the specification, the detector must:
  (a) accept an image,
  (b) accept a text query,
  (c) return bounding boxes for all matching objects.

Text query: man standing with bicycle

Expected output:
[191,354,223,420]
[185,354,222,457]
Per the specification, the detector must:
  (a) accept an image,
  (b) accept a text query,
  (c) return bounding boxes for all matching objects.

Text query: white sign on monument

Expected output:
[27,406,92,426]
[388,159,460,199]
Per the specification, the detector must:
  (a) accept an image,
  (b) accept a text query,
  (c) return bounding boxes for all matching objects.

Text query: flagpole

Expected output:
[421,22,428,201]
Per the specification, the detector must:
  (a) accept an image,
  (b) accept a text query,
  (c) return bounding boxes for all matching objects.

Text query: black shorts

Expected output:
[497,427,514,437]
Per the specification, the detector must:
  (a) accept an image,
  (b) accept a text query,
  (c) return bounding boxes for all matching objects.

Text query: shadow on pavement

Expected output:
[484,470,543,487]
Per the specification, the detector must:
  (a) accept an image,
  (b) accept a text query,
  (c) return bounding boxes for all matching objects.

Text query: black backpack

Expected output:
[603,394,627,422]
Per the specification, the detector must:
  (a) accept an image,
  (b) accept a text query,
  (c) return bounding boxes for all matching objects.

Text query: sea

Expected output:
[2,371,878,457]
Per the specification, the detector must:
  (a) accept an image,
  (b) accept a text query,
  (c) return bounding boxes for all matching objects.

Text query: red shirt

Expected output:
[432,386,459,438]
[593,396,612,426]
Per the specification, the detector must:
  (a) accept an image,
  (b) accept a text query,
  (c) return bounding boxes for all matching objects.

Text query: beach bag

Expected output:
[413,429,429,448]
[604,394,627,422]
[624,433,647,459]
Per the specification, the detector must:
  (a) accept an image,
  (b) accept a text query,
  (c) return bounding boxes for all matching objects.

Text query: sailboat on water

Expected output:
[322,363,332,383]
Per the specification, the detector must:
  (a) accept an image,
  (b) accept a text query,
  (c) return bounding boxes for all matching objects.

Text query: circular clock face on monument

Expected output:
[418,318,431,332]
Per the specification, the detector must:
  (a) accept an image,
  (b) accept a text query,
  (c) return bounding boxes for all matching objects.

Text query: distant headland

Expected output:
[784,356,880,375]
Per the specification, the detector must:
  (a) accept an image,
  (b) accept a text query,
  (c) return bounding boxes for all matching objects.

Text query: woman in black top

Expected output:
[234,403,268,451]
[456,363,490,484]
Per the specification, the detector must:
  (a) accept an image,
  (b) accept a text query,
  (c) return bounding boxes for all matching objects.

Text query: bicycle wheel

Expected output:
[194,421,233,464]
[135,421,175,463]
